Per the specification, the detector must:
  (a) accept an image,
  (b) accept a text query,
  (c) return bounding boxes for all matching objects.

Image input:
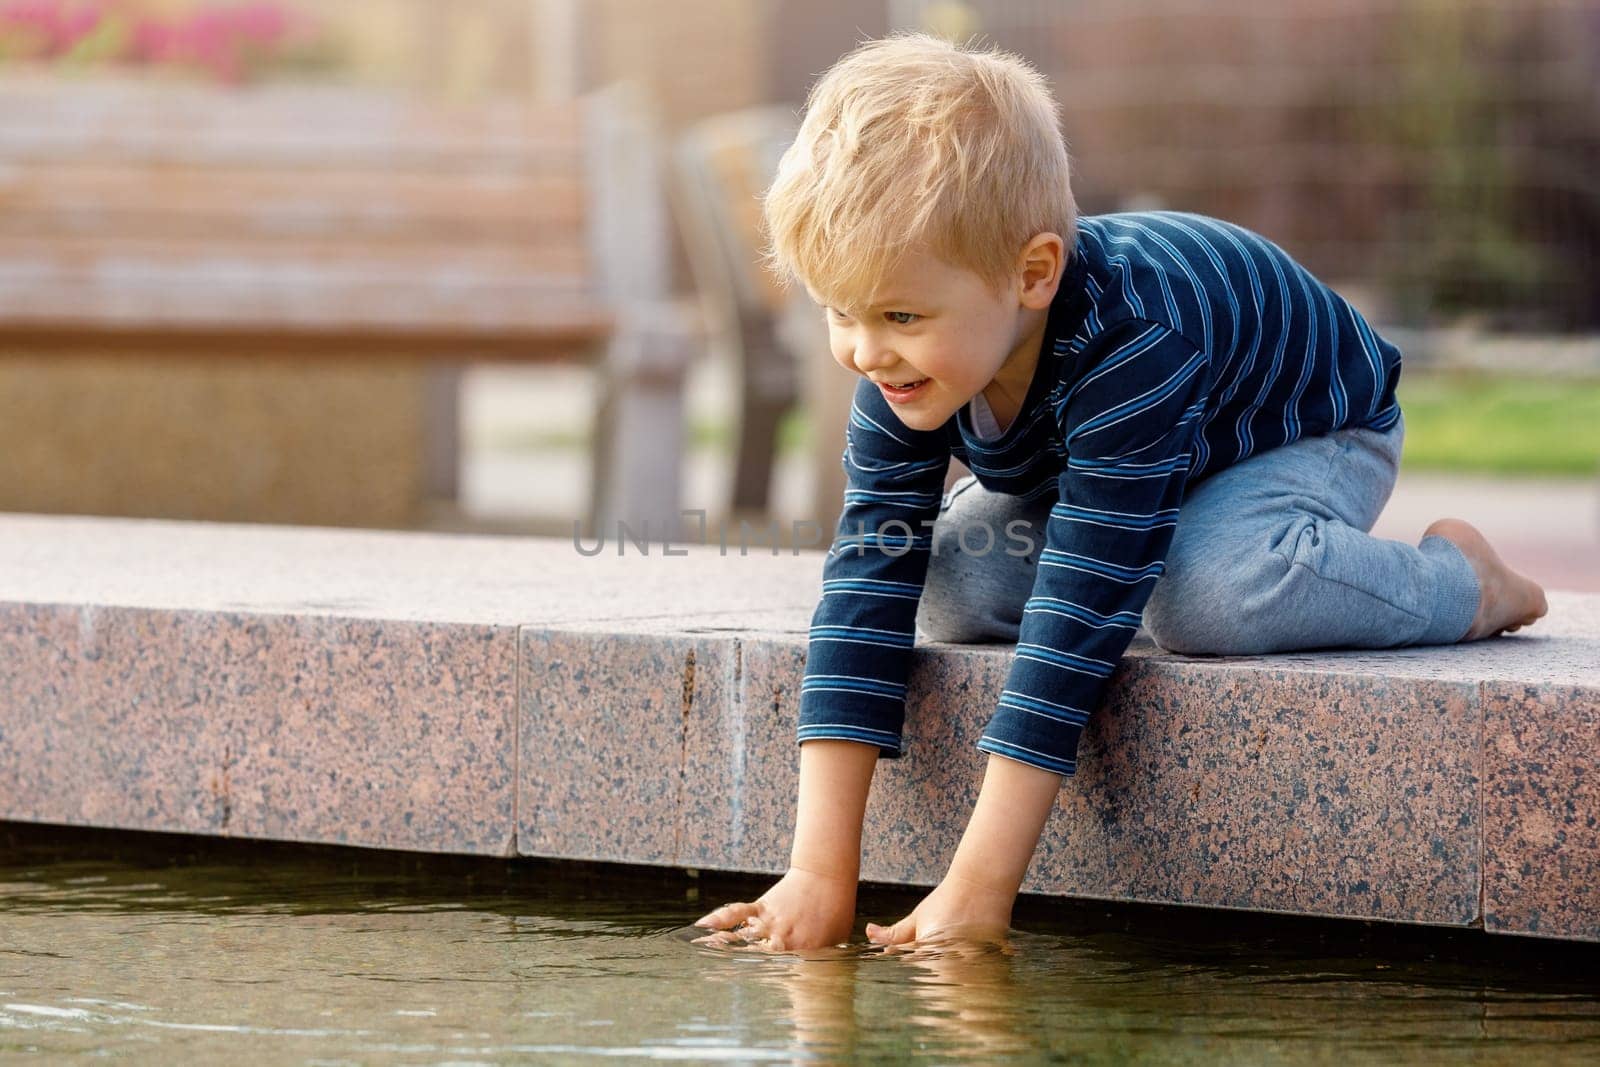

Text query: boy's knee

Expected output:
[1144,577,1264,656]
[1142,580,1219,655]
[916,525,1031,644]
[1144,519,1310,656]
[916,605,1003,644]
[916,556,1021,644]
[915,476,1050,645]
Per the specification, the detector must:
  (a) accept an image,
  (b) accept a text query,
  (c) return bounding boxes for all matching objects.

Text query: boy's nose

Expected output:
[850,335,898,375]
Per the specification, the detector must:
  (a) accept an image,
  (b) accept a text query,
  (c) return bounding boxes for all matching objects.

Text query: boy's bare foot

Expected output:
[1423,518,1548,641]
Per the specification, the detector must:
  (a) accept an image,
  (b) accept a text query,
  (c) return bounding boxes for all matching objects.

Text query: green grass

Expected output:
[483,374,1600,479]
[1394,373,1600,477]
[663,408,811,453]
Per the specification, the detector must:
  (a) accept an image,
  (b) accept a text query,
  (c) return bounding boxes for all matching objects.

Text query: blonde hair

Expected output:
[762,32,1076,312]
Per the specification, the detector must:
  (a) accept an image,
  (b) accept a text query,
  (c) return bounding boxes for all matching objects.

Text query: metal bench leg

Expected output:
[422,363,462,502]
[731,386,790,515]
[589,313,696,543]
[730,324,798,516]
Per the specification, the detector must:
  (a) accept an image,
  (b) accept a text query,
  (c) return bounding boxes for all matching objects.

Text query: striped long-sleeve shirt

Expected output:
[797,210,1403,777]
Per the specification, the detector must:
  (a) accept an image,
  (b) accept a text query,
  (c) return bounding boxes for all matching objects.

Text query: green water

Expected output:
[2,823,1597,1064]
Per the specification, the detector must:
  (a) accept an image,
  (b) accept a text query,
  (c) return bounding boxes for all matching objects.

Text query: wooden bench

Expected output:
[0,73,695,534]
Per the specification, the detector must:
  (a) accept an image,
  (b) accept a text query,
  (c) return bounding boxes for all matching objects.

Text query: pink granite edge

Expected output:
[1482,679,1600,943]
[673,631,1488,926]
[5,583,1597,942]
[517,628,745,868]
[0,601,520,857]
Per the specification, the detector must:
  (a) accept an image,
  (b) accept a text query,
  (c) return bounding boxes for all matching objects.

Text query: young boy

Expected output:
[692,32,1547,953]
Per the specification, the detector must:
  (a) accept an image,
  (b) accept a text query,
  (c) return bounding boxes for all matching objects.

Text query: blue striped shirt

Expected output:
[797,210,1403,777]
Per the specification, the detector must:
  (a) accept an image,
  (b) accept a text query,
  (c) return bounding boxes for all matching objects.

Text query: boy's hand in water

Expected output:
[863,872,1013,953]
[691,865,856,952]
[865,752,1061,953]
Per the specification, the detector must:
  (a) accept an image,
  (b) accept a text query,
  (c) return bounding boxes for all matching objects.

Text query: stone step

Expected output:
[0,512,1594,942]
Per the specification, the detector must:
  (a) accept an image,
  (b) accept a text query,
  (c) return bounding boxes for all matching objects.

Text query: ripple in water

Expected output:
[2,824,1598,1063]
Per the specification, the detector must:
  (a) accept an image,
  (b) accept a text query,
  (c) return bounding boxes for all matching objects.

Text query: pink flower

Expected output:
[0,0,106,57]
[2,0,320,81]
[230,3,289,43]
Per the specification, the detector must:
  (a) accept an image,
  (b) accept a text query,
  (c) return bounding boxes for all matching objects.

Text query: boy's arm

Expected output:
[975,319,1210,778]
[697,377,949,952]
[796,374,953,758]
[865,752,1061,946]
[869,320,1211,948]
[693,739,877,950]
[945,752,1062,899]
[790,738,879,882]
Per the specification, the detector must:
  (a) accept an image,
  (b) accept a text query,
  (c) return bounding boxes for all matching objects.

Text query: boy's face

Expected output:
[806,244,1054,433]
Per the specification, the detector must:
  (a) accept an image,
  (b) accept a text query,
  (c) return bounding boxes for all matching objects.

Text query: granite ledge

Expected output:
[0,515,1595,943]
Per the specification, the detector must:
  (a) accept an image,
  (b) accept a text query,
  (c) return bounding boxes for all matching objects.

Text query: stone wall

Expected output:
[0,355,426,528]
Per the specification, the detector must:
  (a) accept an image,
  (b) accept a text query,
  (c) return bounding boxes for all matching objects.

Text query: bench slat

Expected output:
[0,233,590,272]
[0,166,587,243]
[0,319,610,358]
[0,77,586,123]
[0,241,604,335]
[0,81,586,172]
[0,126,586,172]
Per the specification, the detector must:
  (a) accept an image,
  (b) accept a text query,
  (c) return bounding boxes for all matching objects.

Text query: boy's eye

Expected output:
[885,311,919,325]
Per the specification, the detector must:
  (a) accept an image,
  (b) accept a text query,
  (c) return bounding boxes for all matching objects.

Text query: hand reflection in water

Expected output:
[882,936,1033,1058]
[771,934,1031,1060]
[686,920,1032,1059]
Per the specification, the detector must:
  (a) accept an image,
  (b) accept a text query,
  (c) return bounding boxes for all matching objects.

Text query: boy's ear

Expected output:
[1016,232,1065,310]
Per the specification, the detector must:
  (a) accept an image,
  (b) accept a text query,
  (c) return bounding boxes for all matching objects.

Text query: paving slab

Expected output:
[0,511,821,627]
[1,513,1596,942]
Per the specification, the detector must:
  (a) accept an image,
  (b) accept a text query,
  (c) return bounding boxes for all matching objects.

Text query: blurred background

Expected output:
[0,0,1595,591]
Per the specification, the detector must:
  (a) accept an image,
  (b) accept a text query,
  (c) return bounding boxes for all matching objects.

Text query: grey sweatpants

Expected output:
[915,416,1481,654]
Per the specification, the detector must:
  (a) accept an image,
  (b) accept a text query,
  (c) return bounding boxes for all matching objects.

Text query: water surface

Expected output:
[2,823,1597,1063]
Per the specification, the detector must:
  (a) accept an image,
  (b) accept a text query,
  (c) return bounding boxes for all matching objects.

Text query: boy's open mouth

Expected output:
[879,378,928,399]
